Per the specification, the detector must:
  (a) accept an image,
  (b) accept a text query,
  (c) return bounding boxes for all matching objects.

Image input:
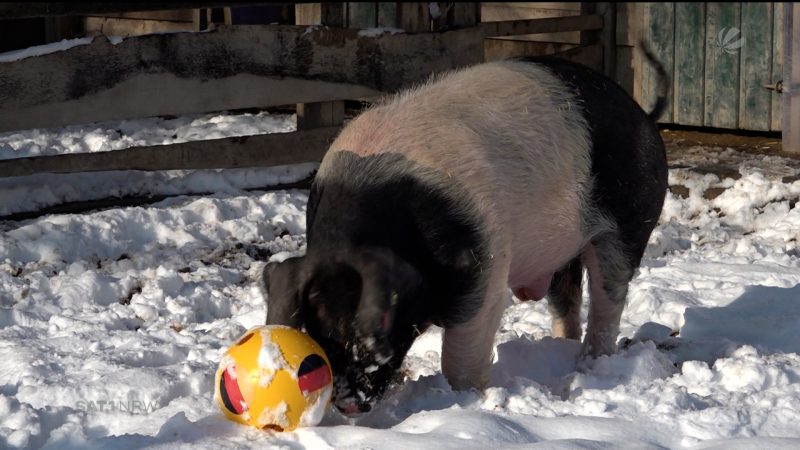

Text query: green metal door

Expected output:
[642,2,783,131]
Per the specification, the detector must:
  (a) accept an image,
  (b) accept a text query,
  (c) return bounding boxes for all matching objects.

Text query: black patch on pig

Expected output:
[266,151,490,411]
[306,152,490,328]
[522,56,668,268]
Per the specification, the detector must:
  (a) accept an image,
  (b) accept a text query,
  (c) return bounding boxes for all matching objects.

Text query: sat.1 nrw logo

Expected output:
[717,27,745,54]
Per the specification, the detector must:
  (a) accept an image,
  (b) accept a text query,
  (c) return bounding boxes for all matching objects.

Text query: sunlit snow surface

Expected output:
[1,113,799,449]
[0,111,309,217]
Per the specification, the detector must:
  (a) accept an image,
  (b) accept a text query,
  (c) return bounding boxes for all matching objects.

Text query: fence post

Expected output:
[784,2,800,153]
[295,3,345,131]
[601,3,617,80]
[397,3,431,32]
[581,2,616,80]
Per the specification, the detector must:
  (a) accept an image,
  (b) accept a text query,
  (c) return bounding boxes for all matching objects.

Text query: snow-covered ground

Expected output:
[0,111,313,217]
[1,113,799,449]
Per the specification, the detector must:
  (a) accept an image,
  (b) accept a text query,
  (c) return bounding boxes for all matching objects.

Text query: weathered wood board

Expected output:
[0,2,239,19]
[347,2,377,28]
[674,3,705,126]
[0,24,484,132]
[642,2,674,122]
[785,3,800,153]
[704,2,741,129]
[481,14,602,39]
[772,2,785,132]
[738,2,772,131]
[0,127,340,177]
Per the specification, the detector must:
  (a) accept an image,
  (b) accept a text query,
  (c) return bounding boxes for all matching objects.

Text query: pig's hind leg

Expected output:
[579,126,667,357]
[581,236,634,356]
[546,257,583,340]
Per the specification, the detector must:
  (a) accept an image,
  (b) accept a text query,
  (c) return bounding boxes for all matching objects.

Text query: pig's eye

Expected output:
[316,304,327,322]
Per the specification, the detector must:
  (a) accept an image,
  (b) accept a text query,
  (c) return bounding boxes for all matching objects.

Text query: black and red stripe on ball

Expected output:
[298,354,332,395]
[219,365,246,415]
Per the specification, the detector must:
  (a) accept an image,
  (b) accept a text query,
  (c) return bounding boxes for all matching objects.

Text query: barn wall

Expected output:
[484,2,785,132]
[639,2,784,131]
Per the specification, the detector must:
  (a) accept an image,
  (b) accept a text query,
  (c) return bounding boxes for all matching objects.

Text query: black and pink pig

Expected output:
[263,50,669,415]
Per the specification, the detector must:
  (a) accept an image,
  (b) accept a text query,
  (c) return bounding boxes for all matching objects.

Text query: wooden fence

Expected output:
[0,2,615,180]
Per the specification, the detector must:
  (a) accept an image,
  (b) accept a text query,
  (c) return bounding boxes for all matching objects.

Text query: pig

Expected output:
[263,49,669,416]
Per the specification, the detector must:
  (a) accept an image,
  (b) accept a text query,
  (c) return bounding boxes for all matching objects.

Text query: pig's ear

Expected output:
[352,248,423,336]
[264,256,308,328]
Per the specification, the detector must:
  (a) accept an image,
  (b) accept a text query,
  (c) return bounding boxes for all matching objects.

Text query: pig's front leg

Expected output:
[441,280,509,391]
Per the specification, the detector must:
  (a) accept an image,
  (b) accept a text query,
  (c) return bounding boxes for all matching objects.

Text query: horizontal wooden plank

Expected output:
[86,10,196,22]
[484,39,575,61]
[0,127,340,177]
[481,15,603,38]
[0,24,483,132]
[0,2,262,19]
[83,16,195,37]
[0,175,314,222]
[481,6,581,44]
[549,43,603,72]
[481,6,581,22]
[0,74,380,133]
[482,3,582,15]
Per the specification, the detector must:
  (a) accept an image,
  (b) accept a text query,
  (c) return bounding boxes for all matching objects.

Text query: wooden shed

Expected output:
[482,3,786,131]
[640,2,784,132]
[483,2,798,152]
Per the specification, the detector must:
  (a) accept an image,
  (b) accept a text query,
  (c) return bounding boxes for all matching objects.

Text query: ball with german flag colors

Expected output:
[214,325,333,431]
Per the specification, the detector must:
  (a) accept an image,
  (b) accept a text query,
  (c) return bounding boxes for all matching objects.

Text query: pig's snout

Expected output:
[335,400,373,417]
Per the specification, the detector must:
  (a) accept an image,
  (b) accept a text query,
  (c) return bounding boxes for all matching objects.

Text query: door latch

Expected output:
[764,80,783,93]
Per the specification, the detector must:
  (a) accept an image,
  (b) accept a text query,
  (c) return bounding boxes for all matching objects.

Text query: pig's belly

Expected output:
[511,275,553,301]
[506,233,584,301]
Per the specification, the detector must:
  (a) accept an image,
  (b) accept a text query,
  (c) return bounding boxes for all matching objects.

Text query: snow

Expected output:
[0,31,208,63]
[0,111,313,217]
[257,401,289,430]
[0,38,94,63]
[357,28,405,38]
[0,110,296,159]
[256,328,290,385]
[299,385,332,428]
[428,2,442,20]
[1,109,799,449]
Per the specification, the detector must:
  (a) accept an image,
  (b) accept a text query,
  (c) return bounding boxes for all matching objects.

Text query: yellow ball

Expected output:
[214,325,333,431]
